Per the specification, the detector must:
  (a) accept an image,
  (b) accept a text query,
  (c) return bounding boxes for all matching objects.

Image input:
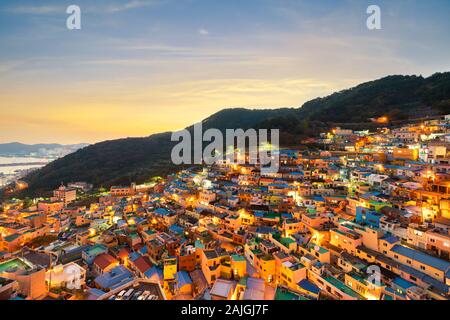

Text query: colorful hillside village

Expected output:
[1,115,450,300]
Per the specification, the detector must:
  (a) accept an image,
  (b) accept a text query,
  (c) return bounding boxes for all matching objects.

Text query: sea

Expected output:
[0,156,51,175]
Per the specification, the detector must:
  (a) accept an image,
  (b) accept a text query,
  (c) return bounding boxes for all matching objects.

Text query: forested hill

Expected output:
[20,72,450,195]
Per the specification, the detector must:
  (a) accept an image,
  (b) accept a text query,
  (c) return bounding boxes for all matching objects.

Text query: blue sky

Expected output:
[0,0,449,143]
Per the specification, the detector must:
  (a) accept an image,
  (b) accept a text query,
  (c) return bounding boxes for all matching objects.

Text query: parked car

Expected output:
[116,290,127,300]
[138,291,150,300]
[123,289,134,300]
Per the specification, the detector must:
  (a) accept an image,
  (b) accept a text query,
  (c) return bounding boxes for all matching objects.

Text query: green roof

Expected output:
[263,212,280,219]
[308,244,329,255]
[347,272,368,285]
[195,240,205,249]
[85,244,107,256]
[238,276,249,286]
[3,233,21,242]
[279,237,295,248]
[275,287,310,300]
[324,277,363,299]
[0,258,31,274]
[231,254,245,262]
[251,248,263,255]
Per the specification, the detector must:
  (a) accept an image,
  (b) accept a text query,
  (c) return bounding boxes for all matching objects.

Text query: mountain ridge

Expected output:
[18,72,450,195]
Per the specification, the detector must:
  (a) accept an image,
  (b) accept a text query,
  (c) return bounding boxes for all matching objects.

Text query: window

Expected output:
[420,265,426,271]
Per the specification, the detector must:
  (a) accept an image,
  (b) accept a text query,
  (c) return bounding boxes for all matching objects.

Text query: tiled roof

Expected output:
[93,253,118,270]
[391,245,450,271]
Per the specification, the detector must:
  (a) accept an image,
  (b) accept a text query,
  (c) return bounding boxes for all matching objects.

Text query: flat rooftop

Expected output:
[0,258,32,274]
[105,280,165,301]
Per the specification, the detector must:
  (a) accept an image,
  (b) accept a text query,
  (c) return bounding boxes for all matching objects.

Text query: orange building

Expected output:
[393,148,419,161]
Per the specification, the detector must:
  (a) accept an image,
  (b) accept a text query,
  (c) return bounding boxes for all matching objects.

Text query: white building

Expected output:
[46,262,86,290]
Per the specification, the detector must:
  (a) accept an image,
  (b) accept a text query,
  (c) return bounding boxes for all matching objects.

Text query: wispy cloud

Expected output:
[6,1,164,15]
[7,5,63,15]
[198,28,209,36]
[1,0,449,144]
[117,43,261,60]
[107,0,164,13]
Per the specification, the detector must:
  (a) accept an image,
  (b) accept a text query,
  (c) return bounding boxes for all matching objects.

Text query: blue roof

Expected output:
[129,252,141,262]
[154,208,171,216]
[422,273,449,294]
[169,224,184,235]
[139,246,148,255]
[144,266,163,280]
[117,220,127,228]
[175,271,193,289]
[195,239,205,249]
[280,150,297,156]
[313,261,323,268]
[269,183,289,188]
[94,265,134,290]
[255,226,274,234]
[383,236,399,244]
[298,279,320,295]
[313,196,325,202]
[87,288,106,298]
[391,245,450,271]
[219,180,236,187]
[393,277,415,289]
[134,217,145,224]
[254,211,264,218]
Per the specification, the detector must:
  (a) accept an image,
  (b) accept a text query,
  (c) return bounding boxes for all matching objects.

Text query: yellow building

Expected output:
[230,255,247,279]
[163,257,178,281]
[330,228,363,255]
[393,148,419,161]
[344,272,382,300]
[254,254,276,284]
[278,261,307,290]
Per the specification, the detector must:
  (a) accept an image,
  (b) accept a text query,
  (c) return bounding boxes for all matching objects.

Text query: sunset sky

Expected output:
[1,0,449,144]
